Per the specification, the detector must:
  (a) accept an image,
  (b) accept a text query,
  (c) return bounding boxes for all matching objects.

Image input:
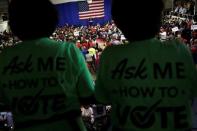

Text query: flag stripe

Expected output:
[89,3,104,7]
[79,15,104,20]
[79,9,104,15]
[51,0,85,4]
[79,11,104,17]
[78,0,104,20]
[80,13,104,17]
[89,6,104,10]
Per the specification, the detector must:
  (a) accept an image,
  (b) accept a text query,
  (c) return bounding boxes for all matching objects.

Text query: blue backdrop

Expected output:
[55,0,112,27]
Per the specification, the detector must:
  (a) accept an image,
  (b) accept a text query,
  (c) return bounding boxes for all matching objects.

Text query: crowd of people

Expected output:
[174,0,195,15]
[158,14,197,67]
[51,22,127,74]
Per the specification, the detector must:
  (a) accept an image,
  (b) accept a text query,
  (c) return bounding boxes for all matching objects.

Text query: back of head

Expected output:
[111,0,164,42]
[8,0,58,40]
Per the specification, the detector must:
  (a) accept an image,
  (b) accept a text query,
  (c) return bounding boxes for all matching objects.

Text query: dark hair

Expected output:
[8,0,58,40]
[111,0,164,42]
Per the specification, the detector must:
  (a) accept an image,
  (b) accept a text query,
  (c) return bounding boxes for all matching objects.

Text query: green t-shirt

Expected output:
[0,38,94,131]
[95,38,197,131]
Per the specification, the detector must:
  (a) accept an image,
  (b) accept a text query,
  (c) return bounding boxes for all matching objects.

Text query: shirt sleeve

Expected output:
[182,44,197,97]
[95,47,110,104]
[188,57,197,97]
[69,44,94,98]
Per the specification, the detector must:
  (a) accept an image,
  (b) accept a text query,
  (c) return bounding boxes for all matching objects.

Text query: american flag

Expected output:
[78,0,105,20]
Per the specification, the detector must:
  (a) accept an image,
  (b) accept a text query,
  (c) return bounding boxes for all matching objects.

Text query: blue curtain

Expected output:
[55,0,112,27]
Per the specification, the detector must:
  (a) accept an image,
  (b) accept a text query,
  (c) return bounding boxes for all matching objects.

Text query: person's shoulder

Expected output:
[37,38,79,54]
[163,39,188,49]
[54,40,77,51]
[101,44,126,57]
[0,41,22,56]
[162,39,191,56]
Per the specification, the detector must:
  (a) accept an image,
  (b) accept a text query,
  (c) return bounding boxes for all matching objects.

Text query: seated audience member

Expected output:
[0,0,94,130]
[95,0,197,131]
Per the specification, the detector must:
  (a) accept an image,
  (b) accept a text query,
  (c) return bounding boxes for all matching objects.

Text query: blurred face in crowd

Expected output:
[192,31,197,39]
[160,27,165,32]
[194,39,197,45]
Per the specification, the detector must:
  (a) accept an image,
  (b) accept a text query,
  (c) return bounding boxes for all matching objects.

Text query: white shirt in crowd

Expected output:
[81,106,94,123]
[159,31,167,42]
[85,53,93,62]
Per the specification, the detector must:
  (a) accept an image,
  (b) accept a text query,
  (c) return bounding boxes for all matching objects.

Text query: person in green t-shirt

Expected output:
[0,0,94,130]
[95,0,197,131]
